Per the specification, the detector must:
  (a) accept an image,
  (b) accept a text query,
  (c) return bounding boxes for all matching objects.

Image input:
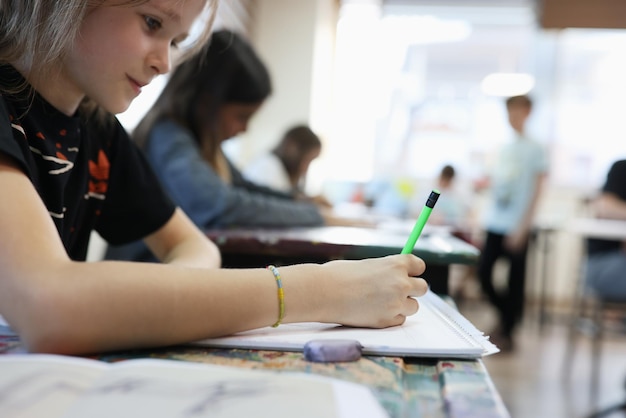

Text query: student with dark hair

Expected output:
[105,30,342,262]
[245,125,322,193]
[585,159,626,299]
[131,29,326,229]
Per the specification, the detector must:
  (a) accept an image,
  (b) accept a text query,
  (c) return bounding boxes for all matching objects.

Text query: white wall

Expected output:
[231,0,338,177]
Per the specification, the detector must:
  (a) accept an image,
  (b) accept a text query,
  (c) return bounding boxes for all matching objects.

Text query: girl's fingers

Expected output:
[403,254,427,277]
[390,314,407,327]
[403,296,419,317]
[386,297,419,328]
[410,277,429,297]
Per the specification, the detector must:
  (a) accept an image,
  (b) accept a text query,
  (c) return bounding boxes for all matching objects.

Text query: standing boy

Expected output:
[478,95,548,351]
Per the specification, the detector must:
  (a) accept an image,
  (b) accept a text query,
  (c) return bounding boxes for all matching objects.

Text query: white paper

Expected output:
[194,291,499,358]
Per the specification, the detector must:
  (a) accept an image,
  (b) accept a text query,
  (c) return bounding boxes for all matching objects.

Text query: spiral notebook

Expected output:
[192,290,499,359]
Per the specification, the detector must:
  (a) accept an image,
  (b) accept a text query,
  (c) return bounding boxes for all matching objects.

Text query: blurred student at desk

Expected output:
[244,124,331,207]
[584,159,626,299]
[410,164,473,231]
[106,30,361,262]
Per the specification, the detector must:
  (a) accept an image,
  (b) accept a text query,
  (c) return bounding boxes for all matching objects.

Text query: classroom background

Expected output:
[102,1,626,416]
[115,0,626,315]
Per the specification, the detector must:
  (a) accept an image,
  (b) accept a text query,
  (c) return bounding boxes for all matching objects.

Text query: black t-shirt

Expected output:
[587,160,626,255]
[0,66,176,260]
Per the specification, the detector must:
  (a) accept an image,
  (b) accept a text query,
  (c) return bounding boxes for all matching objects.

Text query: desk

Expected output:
[0,333,509,418]
[207,226,480,295]
[563,217,626,412]
[566,217,626,240]
[529,217,626,330]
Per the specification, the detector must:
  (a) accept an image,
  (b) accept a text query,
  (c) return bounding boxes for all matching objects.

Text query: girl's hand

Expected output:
[317,254,428,328]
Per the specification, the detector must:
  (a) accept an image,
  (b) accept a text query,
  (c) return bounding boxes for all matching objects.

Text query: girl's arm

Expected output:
[143,207,221,269]
[145,123,325,228]
[0,155,428,355]
[593,193,626,220]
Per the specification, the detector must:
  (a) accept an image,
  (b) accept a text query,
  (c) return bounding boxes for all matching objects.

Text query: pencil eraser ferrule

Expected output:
[426,190,440,208]
[303,339,363,363]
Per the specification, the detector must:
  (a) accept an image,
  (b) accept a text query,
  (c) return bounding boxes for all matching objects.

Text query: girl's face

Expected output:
[216,103,263,142]
[58,0,206,115]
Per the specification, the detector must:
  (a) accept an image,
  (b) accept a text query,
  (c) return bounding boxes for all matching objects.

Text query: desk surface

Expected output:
[207,226,480,266]
[0,333,509,418]
[566,217,626,240]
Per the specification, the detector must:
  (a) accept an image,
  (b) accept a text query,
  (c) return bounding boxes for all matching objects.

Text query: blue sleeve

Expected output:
[144,121,324,228]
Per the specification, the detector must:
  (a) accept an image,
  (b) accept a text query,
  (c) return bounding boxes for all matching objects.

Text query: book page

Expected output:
[0,354,107,418]
[65,359,339,418]
[0,355,389,418]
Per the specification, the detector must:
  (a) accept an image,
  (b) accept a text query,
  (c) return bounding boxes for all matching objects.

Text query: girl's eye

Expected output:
[143,15,162,31]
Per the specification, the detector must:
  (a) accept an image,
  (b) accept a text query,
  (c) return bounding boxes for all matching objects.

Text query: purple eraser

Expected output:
[303,339,363,363]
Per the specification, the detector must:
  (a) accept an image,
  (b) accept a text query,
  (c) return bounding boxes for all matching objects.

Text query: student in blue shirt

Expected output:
[0,0,428,355]
[477,95,548,351]
[132,29,330,229]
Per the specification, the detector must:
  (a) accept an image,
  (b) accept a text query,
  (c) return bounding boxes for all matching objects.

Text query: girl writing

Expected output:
[0,0,427,355]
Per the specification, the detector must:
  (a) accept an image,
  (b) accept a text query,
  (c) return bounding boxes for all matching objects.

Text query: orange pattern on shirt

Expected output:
[88,150,110,194]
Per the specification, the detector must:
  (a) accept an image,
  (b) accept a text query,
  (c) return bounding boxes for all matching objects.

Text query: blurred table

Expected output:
[566,217,626,240]
[529,216,626,328]
[206,226,480,295]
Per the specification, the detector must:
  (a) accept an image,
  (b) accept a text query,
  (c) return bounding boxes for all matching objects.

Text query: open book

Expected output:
[193,290,499,359]
[0,354,388,418]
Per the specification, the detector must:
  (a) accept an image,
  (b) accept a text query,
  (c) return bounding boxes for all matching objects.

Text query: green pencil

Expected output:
[401,189,440,254]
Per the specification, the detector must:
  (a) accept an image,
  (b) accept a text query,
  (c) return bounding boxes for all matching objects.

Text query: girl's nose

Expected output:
[149,42,172,75]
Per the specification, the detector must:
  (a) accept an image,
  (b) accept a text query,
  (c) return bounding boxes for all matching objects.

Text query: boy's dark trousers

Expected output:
[478,231,528,338]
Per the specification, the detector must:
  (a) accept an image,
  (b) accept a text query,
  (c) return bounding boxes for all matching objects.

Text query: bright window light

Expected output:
[381,15,472,44]
[480,73,535,97]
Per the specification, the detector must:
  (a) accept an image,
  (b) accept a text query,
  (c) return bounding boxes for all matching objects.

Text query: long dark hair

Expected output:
[272,125,321,188]
[133,29,272,157]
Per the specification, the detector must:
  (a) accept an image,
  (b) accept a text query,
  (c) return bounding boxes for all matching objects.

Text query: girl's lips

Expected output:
[128,76,144,94]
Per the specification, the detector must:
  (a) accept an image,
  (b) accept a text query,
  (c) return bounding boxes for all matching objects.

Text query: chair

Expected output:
[563,290,626,400]
[561,225,626,417]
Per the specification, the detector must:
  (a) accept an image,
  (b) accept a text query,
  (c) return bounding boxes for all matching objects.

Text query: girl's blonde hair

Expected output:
[0,0,217,88]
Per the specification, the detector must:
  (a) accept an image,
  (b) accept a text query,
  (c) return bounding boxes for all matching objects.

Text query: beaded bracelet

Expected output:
[266,265,285,328]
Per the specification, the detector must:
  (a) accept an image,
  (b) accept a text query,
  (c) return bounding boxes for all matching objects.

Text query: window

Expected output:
[326,1,626,196]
